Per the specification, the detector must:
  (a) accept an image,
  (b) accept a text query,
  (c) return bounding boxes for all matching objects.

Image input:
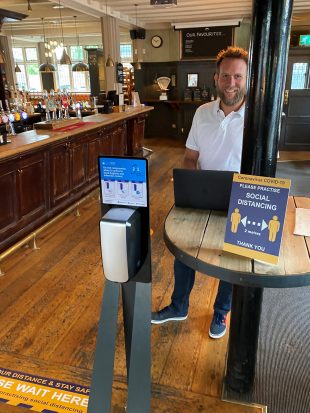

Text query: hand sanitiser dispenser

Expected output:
[100,207,141,282]
[88,156,151,413]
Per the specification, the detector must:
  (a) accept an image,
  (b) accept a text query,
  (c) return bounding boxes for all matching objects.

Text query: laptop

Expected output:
[173,169,235,211]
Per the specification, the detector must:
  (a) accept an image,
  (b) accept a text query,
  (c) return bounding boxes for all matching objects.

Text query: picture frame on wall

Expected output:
[187,73,198,87]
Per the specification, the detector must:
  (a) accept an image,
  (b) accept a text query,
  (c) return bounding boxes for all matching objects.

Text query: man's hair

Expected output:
[216,46,248,70]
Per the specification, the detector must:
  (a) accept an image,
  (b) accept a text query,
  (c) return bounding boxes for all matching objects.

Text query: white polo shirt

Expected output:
[186,99,245,172]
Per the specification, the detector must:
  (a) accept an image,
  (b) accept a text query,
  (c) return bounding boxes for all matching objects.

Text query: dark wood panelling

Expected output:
[17,151,48,224]
[71,137,88,193]
[0,117,145,253]
[0,163,17,233]
[136,61,217,102]
[136,61,217,140]
[50,141,71,207]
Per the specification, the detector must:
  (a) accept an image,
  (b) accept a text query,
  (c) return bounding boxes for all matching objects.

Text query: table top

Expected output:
[164,196,310,288]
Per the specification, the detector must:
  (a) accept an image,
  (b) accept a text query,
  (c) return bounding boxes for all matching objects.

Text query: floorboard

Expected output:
[2,139,302,411]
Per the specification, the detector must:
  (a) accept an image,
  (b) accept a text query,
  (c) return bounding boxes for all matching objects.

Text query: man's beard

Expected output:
[216,86,246,106]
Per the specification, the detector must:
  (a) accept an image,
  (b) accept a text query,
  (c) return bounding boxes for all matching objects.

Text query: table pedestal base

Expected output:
[225,285,263,393]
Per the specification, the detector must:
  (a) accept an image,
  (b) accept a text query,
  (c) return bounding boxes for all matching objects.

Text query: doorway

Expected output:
[279,48,310,150]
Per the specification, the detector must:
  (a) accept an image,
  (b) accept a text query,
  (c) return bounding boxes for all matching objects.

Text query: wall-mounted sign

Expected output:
[223,173,291,265]
[181,26,234,60]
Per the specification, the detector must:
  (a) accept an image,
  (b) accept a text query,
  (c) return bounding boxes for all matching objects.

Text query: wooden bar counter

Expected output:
[0,105,153,253]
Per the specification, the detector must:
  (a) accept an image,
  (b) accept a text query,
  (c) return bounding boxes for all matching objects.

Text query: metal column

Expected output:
[226,0,294,393]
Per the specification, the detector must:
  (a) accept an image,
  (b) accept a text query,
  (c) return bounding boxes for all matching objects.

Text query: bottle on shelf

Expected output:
[201,85,210,101]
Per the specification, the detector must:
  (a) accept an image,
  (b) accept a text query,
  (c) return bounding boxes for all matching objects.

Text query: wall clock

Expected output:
[151,35,163,48]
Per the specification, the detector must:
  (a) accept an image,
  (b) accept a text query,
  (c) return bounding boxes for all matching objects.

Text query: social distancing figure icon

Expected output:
[268,215,280,242]
[230,208,241,233]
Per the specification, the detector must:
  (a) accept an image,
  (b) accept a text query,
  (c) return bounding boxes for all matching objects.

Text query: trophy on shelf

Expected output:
[157,76,171,101]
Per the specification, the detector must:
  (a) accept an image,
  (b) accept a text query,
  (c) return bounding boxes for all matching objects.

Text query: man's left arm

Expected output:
[183,148,199,169]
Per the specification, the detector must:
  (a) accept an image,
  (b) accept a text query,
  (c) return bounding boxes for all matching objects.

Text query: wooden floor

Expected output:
[2,139,306,412]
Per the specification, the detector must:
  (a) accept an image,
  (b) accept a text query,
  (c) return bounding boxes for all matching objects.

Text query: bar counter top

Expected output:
[0,105,153,160]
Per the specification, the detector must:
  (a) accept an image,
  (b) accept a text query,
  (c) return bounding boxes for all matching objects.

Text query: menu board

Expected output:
[181,26,234,59]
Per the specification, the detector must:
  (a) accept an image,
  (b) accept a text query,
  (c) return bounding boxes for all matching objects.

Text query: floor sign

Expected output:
[223,173,291,264]
[0,367,89,413]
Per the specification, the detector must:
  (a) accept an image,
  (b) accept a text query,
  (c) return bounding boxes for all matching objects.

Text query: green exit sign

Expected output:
[299,35,310,46]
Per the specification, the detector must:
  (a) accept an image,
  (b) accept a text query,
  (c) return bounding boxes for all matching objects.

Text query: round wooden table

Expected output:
[164,196,310,392]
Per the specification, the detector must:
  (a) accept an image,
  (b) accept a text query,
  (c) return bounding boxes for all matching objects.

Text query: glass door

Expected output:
[280,49,310,150]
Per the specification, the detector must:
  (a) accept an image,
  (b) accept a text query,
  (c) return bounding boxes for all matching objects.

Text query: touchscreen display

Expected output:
[99,156,148,207]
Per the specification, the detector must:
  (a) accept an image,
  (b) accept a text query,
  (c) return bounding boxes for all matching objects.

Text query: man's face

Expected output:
[214,58,247,106]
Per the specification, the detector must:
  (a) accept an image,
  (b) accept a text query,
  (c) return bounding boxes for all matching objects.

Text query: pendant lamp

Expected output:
[39,18,56,72]
[58,0,71,65]
[60,48,71,65]
[0,50,5,64]
[134,61,142,70]
[11,24,22,73]
[133,4,142,70]
[105,0,114,67]
[72,16,88,72]
[39,62,56,72]
[106,55,114,67]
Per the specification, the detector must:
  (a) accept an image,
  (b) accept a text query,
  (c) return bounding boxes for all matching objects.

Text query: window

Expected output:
[120,43,133,63]
[13,47,42,91]
[291,63,310,89]
[55,46,90,92]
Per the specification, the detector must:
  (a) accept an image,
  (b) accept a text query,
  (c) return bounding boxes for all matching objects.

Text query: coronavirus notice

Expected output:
[223,173,291,264]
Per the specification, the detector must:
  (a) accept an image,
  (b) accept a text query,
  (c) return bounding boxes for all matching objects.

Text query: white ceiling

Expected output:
[1,0,310,40]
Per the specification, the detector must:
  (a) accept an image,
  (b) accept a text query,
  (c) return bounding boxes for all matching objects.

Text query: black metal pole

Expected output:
[241,0,293,177]
[226,285,263,392]
[226,0,294,393]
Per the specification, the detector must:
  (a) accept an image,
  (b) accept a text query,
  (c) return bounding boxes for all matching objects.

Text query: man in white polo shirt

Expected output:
[151,46,248,339]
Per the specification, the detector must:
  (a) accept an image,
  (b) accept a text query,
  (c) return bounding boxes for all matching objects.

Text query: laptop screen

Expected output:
[173,169,235,211]
[98,156,148,208]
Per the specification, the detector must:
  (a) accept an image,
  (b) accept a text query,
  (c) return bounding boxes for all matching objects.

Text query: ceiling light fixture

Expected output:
[58,0,72,65]
[39,17,56,72]
[72,16,88,72]
[27,0,32,12]
[150,0,177,6]
[172,19,241,29]
[105,0,114,67]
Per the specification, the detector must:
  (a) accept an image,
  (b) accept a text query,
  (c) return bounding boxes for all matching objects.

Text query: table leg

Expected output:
[225,285,263,393]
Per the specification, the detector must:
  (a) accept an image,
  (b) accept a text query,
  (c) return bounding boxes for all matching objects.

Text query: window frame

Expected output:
[55,45,91,93]
[12,46,42,92]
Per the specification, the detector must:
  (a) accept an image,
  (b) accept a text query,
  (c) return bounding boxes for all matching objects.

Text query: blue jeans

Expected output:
[171,258,232,315]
